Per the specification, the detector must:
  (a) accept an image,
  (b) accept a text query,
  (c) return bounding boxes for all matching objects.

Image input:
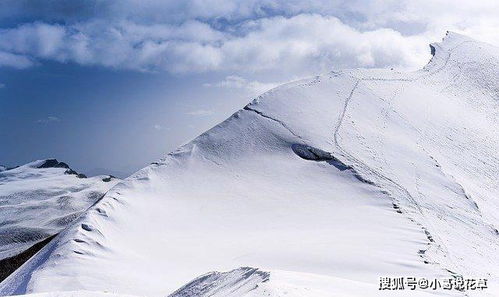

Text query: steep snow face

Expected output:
[0,160,120,262]
[1,32,498,297]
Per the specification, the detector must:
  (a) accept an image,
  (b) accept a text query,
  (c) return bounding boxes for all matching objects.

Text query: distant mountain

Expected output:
[0,159,120,282]
[1,32,498,297]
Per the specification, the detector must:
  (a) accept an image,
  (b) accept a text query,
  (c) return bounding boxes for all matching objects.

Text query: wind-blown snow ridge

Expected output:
[1,32,498,297]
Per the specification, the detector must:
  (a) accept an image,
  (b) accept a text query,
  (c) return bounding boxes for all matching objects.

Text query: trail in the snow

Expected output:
[330,40,476,283]
[332,78,424,213]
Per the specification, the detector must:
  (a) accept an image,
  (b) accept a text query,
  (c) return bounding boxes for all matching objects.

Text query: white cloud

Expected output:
[0,16,429,74]
[205,75,282,96]
[153,124,166,130]
[0,51,34,69]
[185,109,215,116]
[36,116,60,124]
[0,1,497,75]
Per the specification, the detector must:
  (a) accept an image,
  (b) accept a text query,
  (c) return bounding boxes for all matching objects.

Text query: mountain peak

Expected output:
[429,31,474,56]
[2,34,498,297]
[36,159,70,169]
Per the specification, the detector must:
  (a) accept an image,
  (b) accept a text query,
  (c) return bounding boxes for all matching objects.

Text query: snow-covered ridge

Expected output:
[169,267,269,297]
[1,32,498,297]
[0,159,120,281]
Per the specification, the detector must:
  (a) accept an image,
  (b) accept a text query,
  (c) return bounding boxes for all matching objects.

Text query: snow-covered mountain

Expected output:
[0,159,120,281]
[1,32,498,297]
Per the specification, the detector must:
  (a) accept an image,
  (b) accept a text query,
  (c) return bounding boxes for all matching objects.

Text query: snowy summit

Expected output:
[1,32,498,297]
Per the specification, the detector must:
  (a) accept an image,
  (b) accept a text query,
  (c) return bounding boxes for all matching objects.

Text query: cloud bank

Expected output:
[0,0,498,75]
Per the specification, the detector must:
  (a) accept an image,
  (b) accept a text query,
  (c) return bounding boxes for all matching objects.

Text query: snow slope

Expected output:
[9,269,454,297]
[1,32,498,297]
[0,159,120,262]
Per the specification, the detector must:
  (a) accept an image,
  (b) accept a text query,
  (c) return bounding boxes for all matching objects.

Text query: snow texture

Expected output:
[1,32,498,297]
[0,159,120,261]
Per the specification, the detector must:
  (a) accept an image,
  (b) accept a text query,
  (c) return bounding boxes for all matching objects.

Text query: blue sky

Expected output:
[1,0,498,177]
[0,62,253,176]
